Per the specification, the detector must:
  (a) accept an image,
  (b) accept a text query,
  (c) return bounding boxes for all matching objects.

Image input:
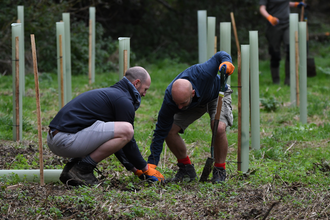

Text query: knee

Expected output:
[123,122,134,141]
[269,47,281,68]
[216,122,226,136]
[167,124,181,137]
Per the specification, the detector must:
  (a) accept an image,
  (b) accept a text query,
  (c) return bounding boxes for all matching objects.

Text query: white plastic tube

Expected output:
[62,13,72,102]
[0,170,62,183]
[298,22,307,124]
[11,23,23,141]
[207,16,216,59]
[241,45,250,173]
[89,7,96,83]
[249,31,260,151]
[220,22,231,85]
[197,10,207,63]
[118,37,130,80]
[290,13,298,106]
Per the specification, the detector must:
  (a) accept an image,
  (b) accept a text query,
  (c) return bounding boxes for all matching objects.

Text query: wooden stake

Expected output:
[295,31,300,107]
[15,36,20,142]
[300,0,305,22]
[124,50,128,74]
[59,35,64,108]
[300,0,309,41]
[31,34,44,186]
[88,19,92,85]
[230,12,242,172]
[214,36,217,54]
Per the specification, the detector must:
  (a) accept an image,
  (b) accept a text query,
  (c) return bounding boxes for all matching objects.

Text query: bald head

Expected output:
[172,79,195,109]
[125,66,150,84]
[125,66,151,97]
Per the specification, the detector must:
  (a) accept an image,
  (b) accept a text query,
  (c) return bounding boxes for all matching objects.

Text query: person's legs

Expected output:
[166,105,206,182]
[165,124,187,160]
[48,120,133,186]
[266,25,282,84]
[212,121,228,164]
[89,121,133,162]
[283,26,290,85]
[49,120,133,160]
[208,89,233,183]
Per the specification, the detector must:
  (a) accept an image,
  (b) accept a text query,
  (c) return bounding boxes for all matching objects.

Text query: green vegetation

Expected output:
[0,51,330,218]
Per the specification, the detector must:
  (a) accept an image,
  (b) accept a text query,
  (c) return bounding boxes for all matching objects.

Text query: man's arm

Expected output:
[259,5,279,26]
[200,51,232,78]
[114,149,134,171]
[147,94,177,165]
[112,97,148,170]
[259,5,270,19]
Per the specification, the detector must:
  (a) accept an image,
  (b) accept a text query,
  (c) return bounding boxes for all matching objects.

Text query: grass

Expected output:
[0,50,330,218]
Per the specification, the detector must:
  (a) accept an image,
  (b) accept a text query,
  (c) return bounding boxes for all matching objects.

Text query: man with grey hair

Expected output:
[47,66,164,186]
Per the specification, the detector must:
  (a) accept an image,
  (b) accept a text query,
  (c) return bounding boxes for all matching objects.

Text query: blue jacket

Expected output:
[49,77,146,170]
[147,51,232,165]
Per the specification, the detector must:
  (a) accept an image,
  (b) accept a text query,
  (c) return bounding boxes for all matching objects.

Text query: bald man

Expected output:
[47,66,164,186]
[147,51,235,183]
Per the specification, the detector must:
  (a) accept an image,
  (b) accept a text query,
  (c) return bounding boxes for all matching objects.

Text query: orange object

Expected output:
[267,15,279,26]
[219,61,235,75]
[148,163,157,169]
[144,167,164,181]
[134,169,144,177]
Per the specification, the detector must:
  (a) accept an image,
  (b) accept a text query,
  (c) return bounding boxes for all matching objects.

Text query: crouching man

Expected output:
[47,66,164,186]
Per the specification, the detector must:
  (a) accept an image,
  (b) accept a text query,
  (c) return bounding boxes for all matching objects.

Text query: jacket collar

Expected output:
[122,77,141,110]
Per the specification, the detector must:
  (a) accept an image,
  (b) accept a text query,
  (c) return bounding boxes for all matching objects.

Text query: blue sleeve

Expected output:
[199,51,232,77]
[147,93,177,165]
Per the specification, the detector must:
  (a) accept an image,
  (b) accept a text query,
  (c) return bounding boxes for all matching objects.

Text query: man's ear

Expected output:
[192,89,195,97]
[133,79,141,87]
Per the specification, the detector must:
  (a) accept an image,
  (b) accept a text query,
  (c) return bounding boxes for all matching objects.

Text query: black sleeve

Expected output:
[121,137,147,170]
[115,149,134,171]
[112,97,147,170]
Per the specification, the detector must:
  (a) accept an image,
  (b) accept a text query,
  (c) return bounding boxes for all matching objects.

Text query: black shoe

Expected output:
[67,161,99,186]
[171,163,197,182]
[211,167,226,184]
[59,158,81,186]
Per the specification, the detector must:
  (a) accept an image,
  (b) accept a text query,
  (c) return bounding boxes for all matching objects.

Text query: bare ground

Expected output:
[1,142,330,219]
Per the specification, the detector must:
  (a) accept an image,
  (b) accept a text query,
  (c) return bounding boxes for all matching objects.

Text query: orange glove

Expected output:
[293,2,306,8]
[219,61,235,75]
[267,15,279,26]
[143,167,165,182]
[148,163,157,169]
[134,169,146,180]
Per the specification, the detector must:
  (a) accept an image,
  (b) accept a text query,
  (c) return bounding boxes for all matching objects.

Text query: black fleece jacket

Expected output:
[49,77,146,170]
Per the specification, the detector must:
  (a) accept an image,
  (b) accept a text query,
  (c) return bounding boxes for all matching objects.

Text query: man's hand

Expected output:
[148,163,157,169]
[134,169,146,180]
[219,61,235,75]
[267,15,279,26]
[134,164,160,181]
[144,167,165,182]
[294,2,308,8]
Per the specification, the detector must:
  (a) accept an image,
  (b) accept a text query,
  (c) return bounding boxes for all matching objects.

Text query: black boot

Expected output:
[59,158,81,186]
[68,161,99,186]
[211,167,226,184]
[271,67,280,84]
[171,163,197,182]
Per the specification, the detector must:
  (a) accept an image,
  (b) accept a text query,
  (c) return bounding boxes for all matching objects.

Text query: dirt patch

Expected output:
[1,142,329,219]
